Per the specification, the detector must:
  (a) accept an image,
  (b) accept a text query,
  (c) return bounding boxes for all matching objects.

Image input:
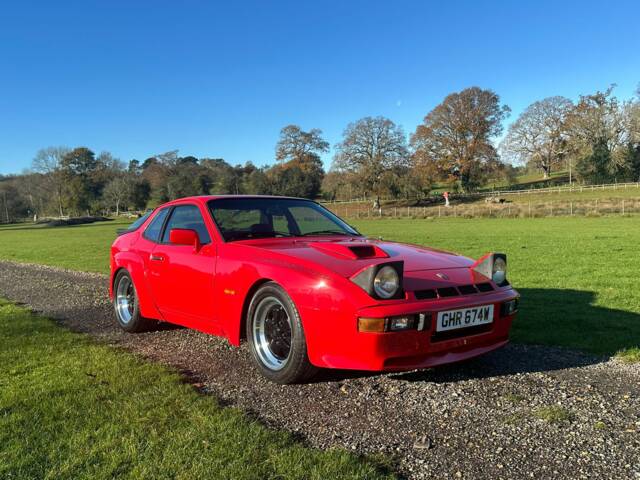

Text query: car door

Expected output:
[147,204,217,330]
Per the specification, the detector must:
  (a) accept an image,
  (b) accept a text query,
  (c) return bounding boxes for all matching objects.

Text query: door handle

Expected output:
[150,254,165,262]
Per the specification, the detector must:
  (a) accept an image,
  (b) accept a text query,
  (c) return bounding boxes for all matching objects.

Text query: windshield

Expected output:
[208,198,360,242]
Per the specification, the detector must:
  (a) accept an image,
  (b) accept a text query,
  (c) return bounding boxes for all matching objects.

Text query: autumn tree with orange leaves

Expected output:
[411,87,510,192]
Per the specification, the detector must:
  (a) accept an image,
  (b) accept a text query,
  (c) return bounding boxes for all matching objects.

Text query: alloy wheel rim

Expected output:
[115,276,135,324]
[253,297,292,371]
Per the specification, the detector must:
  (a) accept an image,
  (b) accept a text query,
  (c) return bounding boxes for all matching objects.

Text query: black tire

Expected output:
[113,270,154,333]
[246,282,318,384]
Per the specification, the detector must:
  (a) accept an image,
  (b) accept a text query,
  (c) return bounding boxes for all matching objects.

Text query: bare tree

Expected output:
[275,125,329,163]
[411,87,510,192]
[102,176,131,216]
[31,146,69,217]
[627,85,640,146]
[500,96,573,179]
[332,116,408,197]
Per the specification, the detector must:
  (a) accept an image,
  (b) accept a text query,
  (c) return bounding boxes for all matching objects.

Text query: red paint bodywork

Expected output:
[110,196,519,372]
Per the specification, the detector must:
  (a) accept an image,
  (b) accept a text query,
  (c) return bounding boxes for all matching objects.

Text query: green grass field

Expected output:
[0,219,130,273]
[0,300,392,480]
[1,216,639,356]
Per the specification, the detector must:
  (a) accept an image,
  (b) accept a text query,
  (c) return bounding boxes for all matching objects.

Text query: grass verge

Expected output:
[0,219,131,273]
[0,299,393,480]
[615,347,640,364]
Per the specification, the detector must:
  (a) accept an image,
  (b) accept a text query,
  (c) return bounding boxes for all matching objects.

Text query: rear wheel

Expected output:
[113,270,154,332]
[246,282,317,384]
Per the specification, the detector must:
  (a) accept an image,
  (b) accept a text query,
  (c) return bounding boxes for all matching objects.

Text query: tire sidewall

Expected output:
[113,270,143,332]
[246,282,314,383]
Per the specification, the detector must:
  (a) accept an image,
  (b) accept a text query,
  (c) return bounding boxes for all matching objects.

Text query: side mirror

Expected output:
[169,228,201,250]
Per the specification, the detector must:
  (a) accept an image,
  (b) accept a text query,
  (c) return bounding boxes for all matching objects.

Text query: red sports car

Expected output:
[110,195,519,383]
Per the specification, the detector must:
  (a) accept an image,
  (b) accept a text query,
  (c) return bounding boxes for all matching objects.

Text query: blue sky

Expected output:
[1,0,639,174]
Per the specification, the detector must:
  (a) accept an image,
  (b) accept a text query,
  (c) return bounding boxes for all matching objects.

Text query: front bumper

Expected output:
[302,287,518,371]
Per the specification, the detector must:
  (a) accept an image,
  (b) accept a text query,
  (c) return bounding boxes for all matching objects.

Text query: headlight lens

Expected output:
[373,266,400,299]
[492,257,507,284]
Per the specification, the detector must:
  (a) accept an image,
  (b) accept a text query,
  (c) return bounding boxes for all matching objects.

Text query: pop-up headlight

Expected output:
[351,261,404,299]
[472,253,509,286]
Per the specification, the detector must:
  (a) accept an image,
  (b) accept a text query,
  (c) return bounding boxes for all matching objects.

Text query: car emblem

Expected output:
[436,272,449,280]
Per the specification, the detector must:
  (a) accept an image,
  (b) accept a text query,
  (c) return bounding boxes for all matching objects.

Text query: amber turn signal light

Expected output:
[357,317,386,333]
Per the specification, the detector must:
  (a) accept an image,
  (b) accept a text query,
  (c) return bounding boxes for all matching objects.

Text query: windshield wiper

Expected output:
[300,230,358,237]
[262,231,294,237]
[225,230,293,241]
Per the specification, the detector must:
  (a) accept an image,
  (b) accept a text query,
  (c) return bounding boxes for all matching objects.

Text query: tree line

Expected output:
[1,84,639,222]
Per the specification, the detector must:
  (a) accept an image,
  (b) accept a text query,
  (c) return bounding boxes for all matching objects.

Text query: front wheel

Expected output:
[246,282,317,384]
[113,270,154,332]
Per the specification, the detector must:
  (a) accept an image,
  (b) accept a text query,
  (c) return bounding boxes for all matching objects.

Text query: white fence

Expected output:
[479,181,640,197]
[327,198,640,220]
[323,181,640,206]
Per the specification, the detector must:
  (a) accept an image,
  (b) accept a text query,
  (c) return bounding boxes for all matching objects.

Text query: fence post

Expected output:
[394,207,397,218]
[438,206,441,217]
[622,200,625,215]
[407,206,410,217]
[570,201,573,216]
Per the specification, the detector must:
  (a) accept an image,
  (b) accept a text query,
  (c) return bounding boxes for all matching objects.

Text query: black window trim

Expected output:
[206,197,361,243]
[142,206,172,244]
[158,203,212,246]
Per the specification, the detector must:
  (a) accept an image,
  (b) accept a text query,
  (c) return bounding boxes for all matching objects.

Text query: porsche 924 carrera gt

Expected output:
[110,195,519,383]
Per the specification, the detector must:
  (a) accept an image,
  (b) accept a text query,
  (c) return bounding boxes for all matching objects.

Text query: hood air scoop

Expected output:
[308,242,389,260]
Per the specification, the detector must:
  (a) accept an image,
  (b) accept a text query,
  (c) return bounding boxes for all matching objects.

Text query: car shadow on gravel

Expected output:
[390,287,639,383]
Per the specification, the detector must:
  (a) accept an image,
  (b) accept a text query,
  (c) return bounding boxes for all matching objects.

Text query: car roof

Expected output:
[157,195,315,208]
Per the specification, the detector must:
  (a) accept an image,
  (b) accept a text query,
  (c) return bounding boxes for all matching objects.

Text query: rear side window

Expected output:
[126,210,153,232]
[162,205,211,244]
[143,208,170,242]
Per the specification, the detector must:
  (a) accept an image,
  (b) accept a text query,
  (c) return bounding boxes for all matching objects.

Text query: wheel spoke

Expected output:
[253,297,292,371]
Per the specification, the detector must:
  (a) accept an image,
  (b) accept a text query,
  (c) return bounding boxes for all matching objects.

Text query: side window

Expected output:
[126,209,153,232]
[162,205,211,244]
[143,208,170,242]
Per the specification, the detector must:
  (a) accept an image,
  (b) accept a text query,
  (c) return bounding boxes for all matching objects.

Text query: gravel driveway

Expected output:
[1,260,638,479]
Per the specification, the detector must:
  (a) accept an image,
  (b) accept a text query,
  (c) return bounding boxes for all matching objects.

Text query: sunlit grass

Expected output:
[0,218,131,273]
[0,300,394,480]
[615,347,640,364]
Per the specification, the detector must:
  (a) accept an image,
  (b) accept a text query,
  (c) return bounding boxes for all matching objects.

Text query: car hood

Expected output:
[235,237,474,278]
